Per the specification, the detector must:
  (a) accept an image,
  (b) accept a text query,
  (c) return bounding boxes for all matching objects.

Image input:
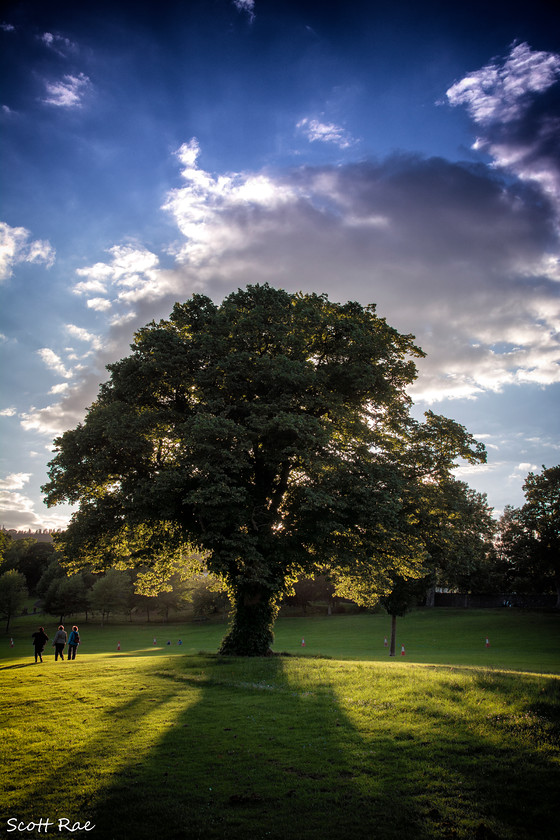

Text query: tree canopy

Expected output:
[498,465,560,606]
[43,283,485,654]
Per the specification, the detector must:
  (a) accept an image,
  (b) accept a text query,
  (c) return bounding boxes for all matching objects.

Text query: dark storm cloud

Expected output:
[35,147,557,445]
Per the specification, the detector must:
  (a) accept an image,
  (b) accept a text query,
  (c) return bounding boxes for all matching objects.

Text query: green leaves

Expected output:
[404,410,487,482]
[498,465,560,602]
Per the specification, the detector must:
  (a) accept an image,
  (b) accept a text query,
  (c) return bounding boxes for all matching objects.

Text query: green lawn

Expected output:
[1,610,559,840]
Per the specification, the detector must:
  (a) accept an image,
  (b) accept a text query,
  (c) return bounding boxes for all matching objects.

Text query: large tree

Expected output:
[44,283,462,655]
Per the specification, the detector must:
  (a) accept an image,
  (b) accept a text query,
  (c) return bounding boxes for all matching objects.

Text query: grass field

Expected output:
[1,609,559,840]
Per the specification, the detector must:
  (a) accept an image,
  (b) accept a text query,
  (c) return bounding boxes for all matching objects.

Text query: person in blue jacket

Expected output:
[67,625,80,660]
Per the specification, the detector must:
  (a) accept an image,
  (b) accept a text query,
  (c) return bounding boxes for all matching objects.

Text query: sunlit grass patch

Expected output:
[1,656,203,824]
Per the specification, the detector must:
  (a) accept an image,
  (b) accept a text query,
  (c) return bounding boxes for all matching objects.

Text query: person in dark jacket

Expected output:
[67,626,80,660]
[31,626,49,663]
[52,625,67,661]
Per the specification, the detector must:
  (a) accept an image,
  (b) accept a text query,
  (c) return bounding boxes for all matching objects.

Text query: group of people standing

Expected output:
[31,625,80,663]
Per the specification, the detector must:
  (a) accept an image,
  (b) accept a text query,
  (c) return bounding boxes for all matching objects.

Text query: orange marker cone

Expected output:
[485,637,490,647]
[401,644,405,656]
[301,638,306,647]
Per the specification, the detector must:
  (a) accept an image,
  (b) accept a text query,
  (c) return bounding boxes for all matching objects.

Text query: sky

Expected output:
[1,0,559,532]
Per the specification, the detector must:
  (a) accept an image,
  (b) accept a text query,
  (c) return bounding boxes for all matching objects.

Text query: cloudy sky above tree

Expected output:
[1,0,559,530]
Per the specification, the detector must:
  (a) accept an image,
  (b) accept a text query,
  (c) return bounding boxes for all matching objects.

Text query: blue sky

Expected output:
[1,0,559,530]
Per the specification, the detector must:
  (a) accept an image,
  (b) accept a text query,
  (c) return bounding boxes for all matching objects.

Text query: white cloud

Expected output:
[109,310,137,328]
[233,0,255,21]
[0,407,16,416]
[39,31,77,56]
[25,239,56,266]
[65,324,102,351]
[297,117,355,149]
[0,221,55,281]
[86,297,112,312]
[0,485,72,531]
[509,462,540,482]
[447,43,560,125]
[37,348,73,380]
[74,262,114,292]
[163,139,298,265]
[176,137,200,169]
[0,489,36,523]
[74,245,161,306]
[0,472,31,490]
[43,72,90,107]
[21,401,84,437]
[49,383,70,395]
[447,43,560,224]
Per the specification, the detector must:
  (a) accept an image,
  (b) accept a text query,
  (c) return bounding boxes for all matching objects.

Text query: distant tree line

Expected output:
[0,534,229,629]
[1,462,558,635]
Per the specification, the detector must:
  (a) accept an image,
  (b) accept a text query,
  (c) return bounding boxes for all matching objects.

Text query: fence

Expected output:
[433,592,557,609]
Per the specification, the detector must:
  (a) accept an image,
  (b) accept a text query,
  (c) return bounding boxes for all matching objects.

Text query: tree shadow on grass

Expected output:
[88,654,428,840]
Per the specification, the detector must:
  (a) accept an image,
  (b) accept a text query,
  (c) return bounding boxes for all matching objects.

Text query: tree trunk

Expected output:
[219,583,279,656]
[425,586,435,607]
[389,613,397,657]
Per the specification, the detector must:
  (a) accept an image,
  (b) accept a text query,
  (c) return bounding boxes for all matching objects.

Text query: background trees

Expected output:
[497,465,560,606]
[89,570,134,626]
[0,570,28,631]
[414,479,497,602]
[189,575,230,620]
[1,537,57,594]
